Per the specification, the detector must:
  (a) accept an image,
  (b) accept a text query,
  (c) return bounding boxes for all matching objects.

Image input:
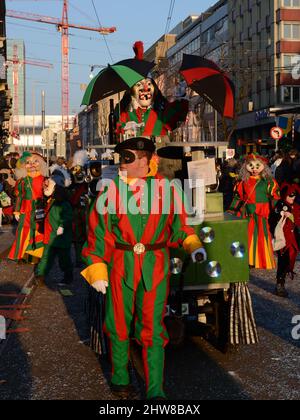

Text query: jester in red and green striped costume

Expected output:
[116,77,188,137]
[229,153,280,269]
[81,137,206,399]
[8,152,46,262]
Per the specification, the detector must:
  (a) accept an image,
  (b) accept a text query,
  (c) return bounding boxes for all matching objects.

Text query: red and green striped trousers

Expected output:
[104,274,169,399]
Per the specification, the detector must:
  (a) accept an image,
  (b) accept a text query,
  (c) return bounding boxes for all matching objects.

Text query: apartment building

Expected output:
[166,0,229,142]
[0,1,13,155]
[228,0,300,149]
[167,0,228,68]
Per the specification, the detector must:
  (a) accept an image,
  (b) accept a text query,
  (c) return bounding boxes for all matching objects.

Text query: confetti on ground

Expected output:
[59,289,73,297]
[20,287,32,295]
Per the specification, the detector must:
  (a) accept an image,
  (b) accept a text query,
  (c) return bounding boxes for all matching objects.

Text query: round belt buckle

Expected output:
[133,242,145,255]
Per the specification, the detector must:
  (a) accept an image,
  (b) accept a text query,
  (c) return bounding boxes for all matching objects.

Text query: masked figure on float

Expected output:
[8,151,47,263]
[116,41,188,140]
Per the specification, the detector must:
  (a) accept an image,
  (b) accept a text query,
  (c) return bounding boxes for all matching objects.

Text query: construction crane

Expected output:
[7,0,116,130]
[6,43,53,139]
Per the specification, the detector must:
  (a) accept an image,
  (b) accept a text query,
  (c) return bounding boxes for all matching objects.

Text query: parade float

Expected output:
[81,45,258,353]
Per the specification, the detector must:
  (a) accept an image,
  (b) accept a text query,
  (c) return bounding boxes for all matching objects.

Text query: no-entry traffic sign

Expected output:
[270,127,283,140]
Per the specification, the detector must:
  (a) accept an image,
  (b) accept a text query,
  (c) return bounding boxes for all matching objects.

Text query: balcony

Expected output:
[276,72,300,86]
[277,8,300,22]
[277,40,300,54]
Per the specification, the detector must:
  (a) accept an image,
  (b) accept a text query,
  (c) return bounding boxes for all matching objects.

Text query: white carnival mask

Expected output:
[246,159,264,176]
[43,178,56,197]
[25,156,41,174]
[132,78,154,109]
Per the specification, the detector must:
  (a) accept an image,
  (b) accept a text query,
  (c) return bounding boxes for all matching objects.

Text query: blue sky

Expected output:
[6,0,216,115]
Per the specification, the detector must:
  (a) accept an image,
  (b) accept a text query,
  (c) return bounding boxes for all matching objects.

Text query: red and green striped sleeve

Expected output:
[14,179,24,213]
[228,181,244,214]
[81,185,115,267]
[268,178,280,209]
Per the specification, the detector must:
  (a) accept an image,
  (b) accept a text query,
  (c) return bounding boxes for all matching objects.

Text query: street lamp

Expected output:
[89,64,106,79]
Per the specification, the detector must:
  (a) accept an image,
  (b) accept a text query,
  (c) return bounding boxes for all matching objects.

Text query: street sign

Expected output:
[41,128,55,149]
[270,127,283,140]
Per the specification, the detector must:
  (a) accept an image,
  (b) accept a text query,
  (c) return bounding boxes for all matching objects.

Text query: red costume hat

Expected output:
[242,152,269,165]
[280,182,300,201]
[133,41,144,60]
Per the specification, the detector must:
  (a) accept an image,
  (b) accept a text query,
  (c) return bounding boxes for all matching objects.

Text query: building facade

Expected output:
[228,0,300,151]
[78,0,300,153]
[165,1,229,142]
[0,1,13,156]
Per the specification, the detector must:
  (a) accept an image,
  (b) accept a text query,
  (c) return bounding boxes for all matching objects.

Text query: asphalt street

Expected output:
[0,228,300,400]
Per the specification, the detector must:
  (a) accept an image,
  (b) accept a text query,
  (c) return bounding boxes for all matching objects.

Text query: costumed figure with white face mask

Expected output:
[8,151,47,262]
[35,166,73,286]
[229,153,280,269]
[116,42,188,140]
[69,150,89,267]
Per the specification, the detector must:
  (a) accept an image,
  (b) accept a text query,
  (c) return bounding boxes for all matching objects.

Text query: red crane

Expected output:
[6,44,53,139]
[7,0,116,130]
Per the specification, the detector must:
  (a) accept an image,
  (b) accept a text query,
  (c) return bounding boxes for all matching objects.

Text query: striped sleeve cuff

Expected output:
[183,234,203,254]
[81,262,108,285]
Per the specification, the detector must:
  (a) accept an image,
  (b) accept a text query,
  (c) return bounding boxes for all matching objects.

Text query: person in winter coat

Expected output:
[35,166,73,286]
[269,183,300,297]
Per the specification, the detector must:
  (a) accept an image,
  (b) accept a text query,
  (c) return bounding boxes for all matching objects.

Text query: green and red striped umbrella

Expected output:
[179,54,235,119]
[81,58,154,106]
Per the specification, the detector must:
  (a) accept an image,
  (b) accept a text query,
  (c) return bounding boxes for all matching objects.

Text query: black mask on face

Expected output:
[119,150,137,164]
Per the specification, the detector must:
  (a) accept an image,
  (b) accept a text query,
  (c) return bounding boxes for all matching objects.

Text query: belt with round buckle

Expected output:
[133,243,146,255]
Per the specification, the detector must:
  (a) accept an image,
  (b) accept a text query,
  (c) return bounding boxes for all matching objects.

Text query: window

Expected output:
[282,86,292,102]
[283,54,300,72]
[283,0,300,7]
[293,86,300,102]
[257,79,262,92]
[258,2,262,20]
[281,86,300,103]
[284,23,300,39]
